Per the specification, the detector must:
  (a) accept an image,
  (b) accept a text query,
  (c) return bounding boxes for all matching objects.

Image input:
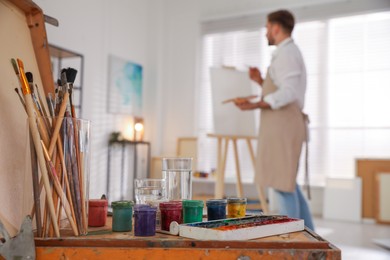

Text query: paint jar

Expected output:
[206,199,227,221]
[111,200,134,232]
[227,197,247,218]
[159,201,183,231]
[134,204,157,236]
[182,200,204,223]
[88,199,108,227]
[162,158,193,200]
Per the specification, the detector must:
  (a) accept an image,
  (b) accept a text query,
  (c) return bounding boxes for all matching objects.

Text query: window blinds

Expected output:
[198,11,390,186]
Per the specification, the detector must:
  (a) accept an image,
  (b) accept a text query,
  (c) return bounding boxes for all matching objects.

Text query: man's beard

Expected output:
[268,37,275,46]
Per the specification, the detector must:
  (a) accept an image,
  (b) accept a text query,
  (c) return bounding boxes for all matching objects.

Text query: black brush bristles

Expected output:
[25,72,33,83]
[65,68,77,84]
[60,70,68,87]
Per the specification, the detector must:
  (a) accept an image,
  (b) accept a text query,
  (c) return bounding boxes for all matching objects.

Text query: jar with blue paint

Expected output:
[111,200,134,232]
[134,204,157,236]
[206,199,227,221]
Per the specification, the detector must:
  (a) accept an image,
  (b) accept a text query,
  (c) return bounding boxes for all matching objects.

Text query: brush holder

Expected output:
[26,116,91,237]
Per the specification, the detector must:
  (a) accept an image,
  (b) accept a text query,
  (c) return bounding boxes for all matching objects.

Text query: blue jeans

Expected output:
[274,185,315,230]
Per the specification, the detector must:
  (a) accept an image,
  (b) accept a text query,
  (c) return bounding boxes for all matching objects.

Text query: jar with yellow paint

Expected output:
[227,197,247,218]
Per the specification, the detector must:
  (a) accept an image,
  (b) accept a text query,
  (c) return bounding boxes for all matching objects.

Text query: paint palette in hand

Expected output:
[178,215,304,241]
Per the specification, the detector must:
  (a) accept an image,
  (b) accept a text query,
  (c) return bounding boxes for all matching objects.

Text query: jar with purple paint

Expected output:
[133,204,157,236]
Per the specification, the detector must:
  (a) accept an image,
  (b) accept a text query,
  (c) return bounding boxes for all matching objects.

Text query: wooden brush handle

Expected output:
[25,94,60,237]
[48,92,69,156]
[56,136,77,228]
[44,156,79,236]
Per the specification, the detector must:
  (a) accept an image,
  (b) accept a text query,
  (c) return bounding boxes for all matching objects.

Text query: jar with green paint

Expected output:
[182,200,204,223]
[111,200,134,232]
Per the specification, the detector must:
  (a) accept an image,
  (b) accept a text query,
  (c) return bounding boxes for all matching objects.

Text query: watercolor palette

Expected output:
[178,215,304,240]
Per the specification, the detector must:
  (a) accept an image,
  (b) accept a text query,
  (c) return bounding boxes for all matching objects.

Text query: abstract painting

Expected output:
[108,55,143,115]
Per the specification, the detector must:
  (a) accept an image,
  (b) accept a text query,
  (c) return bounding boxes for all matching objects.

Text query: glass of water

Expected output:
[134,179,166,204]
[162,158,193,200]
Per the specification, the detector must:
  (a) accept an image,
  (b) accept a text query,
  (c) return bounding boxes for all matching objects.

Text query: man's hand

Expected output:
[234,98,258,110]
[234,98,271,110]
[249,67,263,86]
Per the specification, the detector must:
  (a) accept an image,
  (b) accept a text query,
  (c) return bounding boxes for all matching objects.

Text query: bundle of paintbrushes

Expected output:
[11,58,90,237]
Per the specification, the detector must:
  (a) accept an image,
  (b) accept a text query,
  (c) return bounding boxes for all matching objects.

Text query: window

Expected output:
[197,11,390,186]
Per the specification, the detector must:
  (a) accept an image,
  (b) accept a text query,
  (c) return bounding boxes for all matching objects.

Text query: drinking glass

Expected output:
[134,178,166,204]
[162,158,192,200]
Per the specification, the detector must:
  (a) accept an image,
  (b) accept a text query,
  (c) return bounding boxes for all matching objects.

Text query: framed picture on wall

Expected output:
[107,55,143,115]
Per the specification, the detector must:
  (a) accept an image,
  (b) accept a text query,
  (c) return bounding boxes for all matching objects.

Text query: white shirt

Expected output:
[263,38,306,110]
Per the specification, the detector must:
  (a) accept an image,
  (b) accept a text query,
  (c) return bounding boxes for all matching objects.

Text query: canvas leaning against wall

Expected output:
[107,55,143,115]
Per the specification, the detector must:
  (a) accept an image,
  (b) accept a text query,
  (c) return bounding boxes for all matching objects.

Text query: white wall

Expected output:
[34,0,154,199]
[32,0,201,200]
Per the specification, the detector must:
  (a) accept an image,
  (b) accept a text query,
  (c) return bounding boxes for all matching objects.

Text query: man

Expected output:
[234,10,314,230]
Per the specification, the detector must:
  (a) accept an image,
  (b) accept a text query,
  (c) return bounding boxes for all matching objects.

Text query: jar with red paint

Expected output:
[88,199,108,227]
[159,201,182,231]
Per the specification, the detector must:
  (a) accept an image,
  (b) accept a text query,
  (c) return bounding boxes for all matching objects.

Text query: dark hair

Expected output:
[267,10,295,34]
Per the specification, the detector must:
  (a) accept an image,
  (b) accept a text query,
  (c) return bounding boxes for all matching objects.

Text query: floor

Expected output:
[314,217,390,260]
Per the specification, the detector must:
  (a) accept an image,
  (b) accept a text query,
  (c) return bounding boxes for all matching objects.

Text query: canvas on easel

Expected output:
[210,67,259,137]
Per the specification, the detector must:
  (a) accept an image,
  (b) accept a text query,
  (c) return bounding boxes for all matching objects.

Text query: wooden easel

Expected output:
[208,134,269,213]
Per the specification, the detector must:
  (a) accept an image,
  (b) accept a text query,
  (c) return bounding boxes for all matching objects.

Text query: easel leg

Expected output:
[215,137,225,199]
[246,138,269,214]
[232,139,243,198]
[256,184,269,214]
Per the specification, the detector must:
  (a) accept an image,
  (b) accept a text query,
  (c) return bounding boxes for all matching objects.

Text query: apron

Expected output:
[255,73,308,193]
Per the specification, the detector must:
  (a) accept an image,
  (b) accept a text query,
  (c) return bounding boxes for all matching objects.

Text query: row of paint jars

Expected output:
[159,198,248,232]
[108,197,248,235]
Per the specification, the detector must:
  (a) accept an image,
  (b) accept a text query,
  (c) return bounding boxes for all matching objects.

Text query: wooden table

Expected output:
[35,219,341,259]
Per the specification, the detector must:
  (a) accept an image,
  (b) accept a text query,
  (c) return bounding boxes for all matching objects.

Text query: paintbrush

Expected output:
[65,68,78,118]
[29,131,42,237]
[41,140,79,236]
[46,93,55,117]
[48,75,70,157]
[222,95,258,104]
[13,88,42,234]
[25,72,41,113]
[12,58,60,238]
[65,116,83,234]
[64,68,87,232]
[14,88,26,111]
[35,84,50,119]
[26,72,51,133]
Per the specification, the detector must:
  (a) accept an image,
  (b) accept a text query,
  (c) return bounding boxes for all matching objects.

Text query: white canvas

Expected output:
[323,178,362,222]
[378,173,390,222]
[210,68,259,136]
